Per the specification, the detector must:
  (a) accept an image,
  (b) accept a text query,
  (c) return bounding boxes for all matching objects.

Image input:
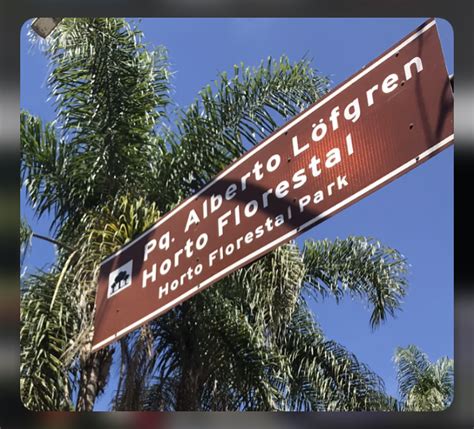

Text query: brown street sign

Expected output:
[92,18,453,351]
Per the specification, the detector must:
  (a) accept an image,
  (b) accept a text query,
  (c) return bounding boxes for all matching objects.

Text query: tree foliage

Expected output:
[21,18,411,411]
[394,345,453,411]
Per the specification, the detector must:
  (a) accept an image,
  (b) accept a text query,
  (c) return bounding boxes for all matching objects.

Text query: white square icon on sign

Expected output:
[108,260,133,298]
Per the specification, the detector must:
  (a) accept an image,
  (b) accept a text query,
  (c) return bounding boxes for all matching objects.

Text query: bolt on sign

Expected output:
[92,18,453,351]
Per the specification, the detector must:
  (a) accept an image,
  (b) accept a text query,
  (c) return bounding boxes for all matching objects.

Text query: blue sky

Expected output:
[20,18,453,410]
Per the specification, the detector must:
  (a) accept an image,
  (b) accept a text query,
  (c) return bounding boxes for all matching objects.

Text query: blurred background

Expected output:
[1,0,473,428]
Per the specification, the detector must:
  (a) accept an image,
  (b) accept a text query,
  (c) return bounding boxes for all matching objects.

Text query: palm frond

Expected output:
[134,243,395,411]
[277,301,393,411]
[394,345,453,411]
[20,217,33,271]
[21,111,69,223]
[22,18,172,232]
[303,236,408,328]
[60,195,162,365]
[20,271,76,411]
[163,56,330,201]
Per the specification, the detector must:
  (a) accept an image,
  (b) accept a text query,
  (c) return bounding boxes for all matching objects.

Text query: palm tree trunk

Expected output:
[174,305,203,411]
[76,348,113,411]
[175,366,201,411]
[76,353,101,411]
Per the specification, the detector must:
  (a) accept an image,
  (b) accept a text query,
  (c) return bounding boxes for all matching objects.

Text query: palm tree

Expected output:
[394,345,453,411]
[21,18,409,411]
